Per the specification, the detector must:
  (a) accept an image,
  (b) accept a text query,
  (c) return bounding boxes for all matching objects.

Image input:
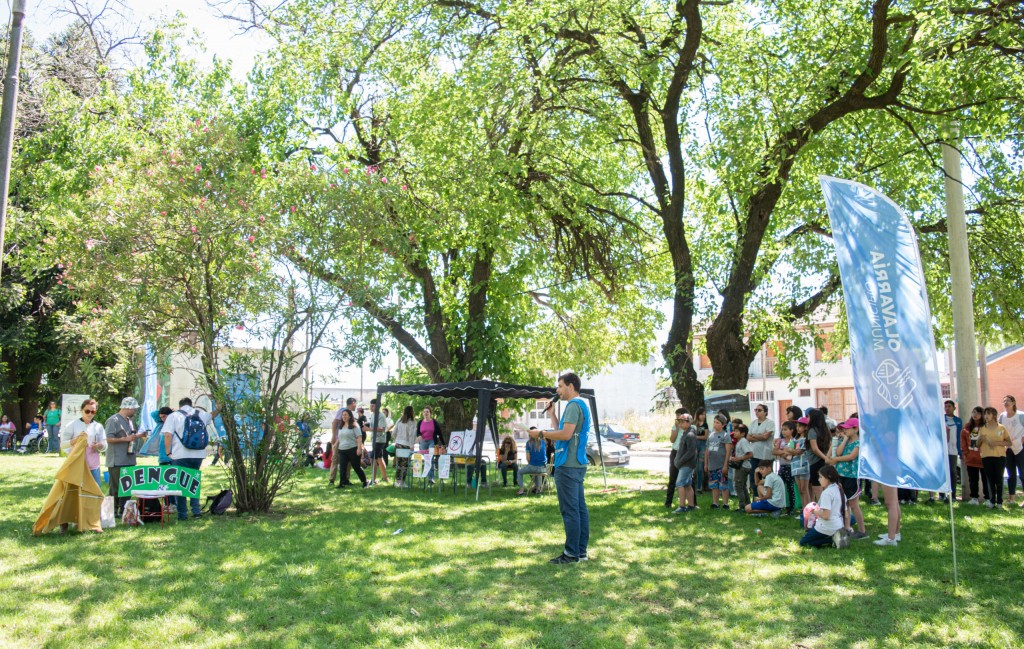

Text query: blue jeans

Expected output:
[90,468,102,488]
[554,466,589,558]
[800,527,834,548]
[47,424,61,453]
[172,458,204,519]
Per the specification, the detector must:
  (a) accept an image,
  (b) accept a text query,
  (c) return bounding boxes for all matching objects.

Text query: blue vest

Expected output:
[554,397,591,467]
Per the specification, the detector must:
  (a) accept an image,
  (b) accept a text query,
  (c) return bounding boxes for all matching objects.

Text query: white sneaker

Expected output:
[968,498,979,505]
[984,500,994,509]
[874,537,898,546]
[876,533,902,541]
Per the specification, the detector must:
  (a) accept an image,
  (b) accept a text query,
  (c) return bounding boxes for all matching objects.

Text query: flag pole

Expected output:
[947,494,959,590]
[942,126,973,593]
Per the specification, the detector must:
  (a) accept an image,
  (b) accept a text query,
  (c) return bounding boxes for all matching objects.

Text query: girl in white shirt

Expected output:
[799,464,848,548]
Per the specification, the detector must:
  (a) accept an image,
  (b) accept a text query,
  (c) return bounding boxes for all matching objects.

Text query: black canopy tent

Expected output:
[371,380,606,499]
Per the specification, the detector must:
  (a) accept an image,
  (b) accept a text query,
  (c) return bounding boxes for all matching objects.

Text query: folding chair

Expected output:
[535,463,556,496]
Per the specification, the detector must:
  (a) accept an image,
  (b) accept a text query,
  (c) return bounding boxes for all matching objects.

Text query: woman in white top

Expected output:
[392,406,418,487]
[799,464,848,548]
[60,399,108,487]
[0,415,16,449]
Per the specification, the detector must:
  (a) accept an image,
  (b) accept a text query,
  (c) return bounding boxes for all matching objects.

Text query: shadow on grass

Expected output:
[1,455,1022,648]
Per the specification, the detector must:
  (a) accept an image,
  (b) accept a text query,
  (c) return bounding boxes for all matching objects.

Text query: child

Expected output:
[799,464,849,548]
[746,460,786,514]
[305,441,323,467]
[731,424,755,510]
[705,414,733,510]
[672,418,698,513]
[830,418,867,540]
[518,427,548,495]
[773,420,797,514]
[17,415,45,452]
[961,407,988,504]
[791,417,812,516]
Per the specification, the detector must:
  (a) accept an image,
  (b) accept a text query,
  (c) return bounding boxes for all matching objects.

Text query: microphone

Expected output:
[543,397,560,413]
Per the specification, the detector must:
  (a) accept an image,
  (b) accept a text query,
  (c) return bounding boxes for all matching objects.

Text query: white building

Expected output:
[573,321,953,424]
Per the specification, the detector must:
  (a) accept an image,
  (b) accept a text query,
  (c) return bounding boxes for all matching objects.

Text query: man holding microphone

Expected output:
[542,372,592,564]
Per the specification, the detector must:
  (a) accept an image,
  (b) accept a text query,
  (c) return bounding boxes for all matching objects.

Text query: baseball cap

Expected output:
[796,416,810,425]
[837,417,860,429]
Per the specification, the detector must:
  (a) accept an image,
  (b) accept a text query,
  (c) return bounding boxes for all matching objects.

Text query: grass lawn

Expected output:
[1,454,1022,648]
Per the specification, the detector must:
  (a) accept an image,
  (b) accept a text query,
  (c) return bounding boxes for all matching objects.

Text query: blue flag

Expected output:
[140,344,158,433]
[820,176,949,492]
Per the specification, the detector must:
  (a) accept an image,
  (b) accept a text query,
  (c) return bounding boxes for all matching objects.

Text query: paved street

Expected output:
[618,445,670,474]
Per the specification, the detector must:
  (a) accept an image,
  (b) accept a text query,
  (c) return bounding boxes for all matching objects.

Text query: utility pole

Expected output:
[0,0,27,276]
[978,342,989,408]
[942,131,979,411]
[942,128,977,496]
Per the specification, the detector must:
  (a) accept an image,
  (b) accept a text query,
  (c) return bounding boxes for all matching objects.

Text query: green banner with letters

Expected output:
[117,465,201,499]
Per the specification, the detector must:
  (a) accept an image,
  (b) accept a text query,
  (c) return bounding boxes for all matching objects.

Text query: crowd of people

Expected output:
[665,396,1024,548]
[18,395,222,533]
[316,397,557,495]
[314,372,593,564]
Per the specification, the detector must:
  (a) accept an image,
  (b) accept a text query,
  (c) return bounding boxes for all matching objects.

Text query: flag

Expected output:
[139,344,158,432]
[820,176,949,492]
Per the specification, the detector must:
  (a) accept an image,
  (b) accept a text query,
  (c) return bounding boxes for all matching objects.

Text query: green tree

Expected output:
[427,0,1024,407]
[1,16,142,428]
[223,0,665,426]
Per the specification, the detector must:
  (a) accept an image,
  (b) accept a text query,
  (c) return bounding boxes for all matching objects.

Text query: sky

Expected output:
[7,0,272,78]
[2,0,402,391]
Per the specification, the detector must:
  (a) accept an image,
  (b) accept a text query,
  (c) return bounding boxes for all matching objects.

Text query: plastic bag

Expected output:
[121,500,143,527]
[100,496,116,529]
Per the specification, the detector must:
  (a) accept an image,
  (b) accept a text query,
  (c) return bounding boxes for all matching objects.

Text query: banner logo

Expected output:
[872,360,917,409]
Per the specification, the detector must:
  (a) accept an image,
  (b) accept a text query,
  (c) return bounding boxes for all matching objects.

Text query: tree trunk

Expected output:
[441,399,474,435]
[1,370,41,432]
[704,313,757,391]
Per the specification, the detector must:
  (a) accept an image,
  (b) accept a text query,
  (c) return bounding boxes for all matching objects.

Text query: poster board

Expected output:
[447,429,477,456]
[59,394,90,457]
[411,454,425,478]
[438,455,452,480]
[117,465,201,499]
[447,429,465,454]
[418,454,433,478]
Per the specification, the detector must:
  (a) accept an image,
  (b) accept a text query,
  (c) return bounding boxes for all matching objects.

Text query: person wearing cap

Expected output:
[105,397,145,518]
[665,409,690,507]
[829,418,868,540]
[672,412,699,513]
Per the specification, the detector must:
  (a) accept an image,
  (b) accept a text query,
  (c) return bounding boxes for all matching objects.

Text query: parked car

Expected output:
[587,437,630,467]
[598,423,641,447]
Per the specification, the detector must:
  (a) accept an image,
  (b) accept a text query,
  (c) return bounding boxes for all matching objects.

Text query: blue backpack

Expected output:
[178,410,209,450]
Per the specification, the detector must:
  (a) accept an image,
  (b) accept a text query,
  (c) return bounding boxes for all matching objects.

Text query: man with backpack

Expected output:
[163,397,210,521]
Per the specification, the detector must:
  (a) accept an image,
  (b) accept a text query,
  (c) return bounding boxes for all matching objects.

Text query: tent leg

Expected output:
[474,389,490,502]
[588,396,608,490]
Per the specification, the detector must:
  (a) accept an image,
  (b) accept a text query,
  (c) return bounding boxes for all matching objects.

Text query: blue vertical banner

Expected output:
[139,344,158,433]
[819,176,949,492]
